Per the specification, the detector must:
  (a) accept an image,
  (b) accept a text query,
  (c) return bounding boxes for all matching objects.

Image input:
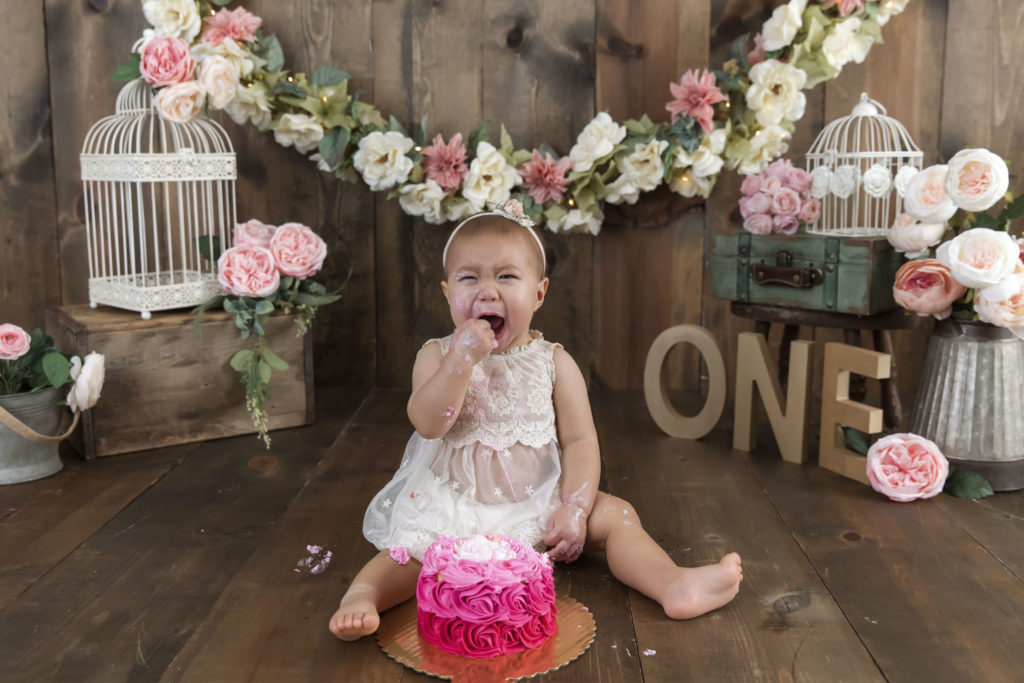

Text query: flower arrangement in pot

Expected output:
[0,324,106,484]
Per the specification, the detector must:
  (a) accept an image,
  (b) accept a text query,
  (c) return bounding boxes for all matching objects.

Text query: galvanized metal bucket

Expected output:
[0,387,65,485]
[909,319,1024,491]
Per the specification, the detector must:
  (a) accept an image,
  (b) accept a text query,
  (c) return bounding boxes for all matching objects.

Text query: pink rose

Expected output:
[783,167,812,195]
[746,192,772,215]
[139,36,195,88]
[798,197,821,224]
[740,174,762,196]
[743,213,773,235]
[0,323,31,360]
[772,214,800,235]
[866,433,949,502]
[388,546,410,565]
[886,212,945,258]
[892,259,966,320]
[270,223,327,279]
[154,81,205,123]
[761,175,783,195]
[217,245,280,298]
[234,219,277,248]
[771,187,801,216]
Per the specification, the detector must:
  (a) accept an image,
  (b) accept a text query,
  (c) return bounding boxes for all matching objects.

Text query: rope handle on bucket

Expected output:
[0,404,80,443]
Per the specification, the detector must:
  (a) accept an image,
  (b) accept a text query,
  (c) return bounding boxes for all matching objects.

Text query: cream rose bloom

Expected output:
[191,38,260,79]
[352,131,414,191]
[398,180,447,224]
[442,196,477,223]
[943,148,1009,212]
[273,113,325,155]
[548,206,604,236]
[746,59,807,127]
[671,129,725,198]
[569,112,626,174]
[887,213,946,258]
[809,166,832,199]
[974,264,1024,339]
[606,139,668,205]
[462,141,522,210]
[226,82,273,131]
[762,0,807,51]
[154,81,205,123]
[197,55,238,110]
[143,0,201,42]
[735,124,791,176]
[937,227,1022,296]
[823,18,874,70]
[904,164,957,223]
[862,164,893,198]
[877,0,910,25]
[829,165,860,200]
[67,352,105,413]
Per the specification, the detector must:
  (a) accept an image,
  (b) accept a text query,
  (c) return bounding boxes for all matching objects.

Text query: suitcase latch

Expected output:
[749,250,824,288]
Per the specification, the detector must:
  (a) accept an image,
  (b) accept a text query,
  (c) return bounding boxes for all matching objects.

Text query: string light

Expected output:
[567,198,575,207]
[414,146,423,152]
[321,95,328,103]
[287,75,294,83]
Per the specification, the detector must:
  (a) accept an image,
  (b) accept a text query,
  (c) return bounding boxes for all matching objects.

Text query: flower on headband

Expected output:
[494,199,535,227]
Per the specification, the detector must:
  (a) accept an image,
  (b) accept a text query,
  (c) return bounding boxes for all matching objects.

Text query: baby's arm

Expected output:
[407,319,495,438]
[544,347,601,562]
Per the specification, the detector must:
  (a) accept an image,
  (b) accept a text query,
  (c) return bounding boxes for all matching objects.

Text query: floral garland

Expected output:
[117,0,909,235]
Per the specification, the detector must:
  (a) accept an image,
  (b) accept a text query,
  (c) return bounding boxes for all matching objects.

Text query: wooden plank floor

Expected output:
[1,387,1022,681]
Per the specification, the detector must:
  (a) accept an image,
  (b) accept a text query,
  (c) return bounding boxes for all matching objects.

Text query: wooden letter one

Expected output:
[643,325,726,439]
[732,332,813,464]
[819,342,891,484]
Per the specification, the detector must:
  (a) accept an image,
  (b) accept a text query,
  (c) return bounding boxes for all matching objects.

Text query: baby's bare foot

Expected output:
[662,552,743,620]
[329,597,381,641]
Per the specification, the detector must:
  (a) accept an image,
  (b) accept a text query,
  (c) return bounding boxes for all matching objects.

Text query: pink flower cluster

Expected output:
[739,158,819,235]
[416,534,557,658]
[218,220,328,298]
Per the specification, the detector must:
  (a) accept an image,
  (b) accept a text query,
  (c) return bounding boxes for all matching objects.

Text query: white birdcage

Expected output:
[804,93,923,237]
[80,79,237,319]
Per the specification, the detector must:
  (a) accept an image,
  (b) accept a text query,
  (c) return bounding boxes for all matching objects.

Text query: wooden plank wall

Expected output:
[3,1,1020,410]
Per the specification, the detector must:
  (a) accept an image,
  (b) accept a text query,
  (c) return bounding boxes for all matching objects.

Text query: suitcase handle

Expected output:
[749,262,824,288]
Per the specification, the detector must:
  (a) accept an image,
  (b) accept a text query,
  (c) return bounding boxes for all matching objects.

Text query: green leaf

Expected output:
[311,64,350,87]
[318,126,350,166]
[292,291,342,307]
[272,81,307,99]
[500,124,514,156]
[196,235,222,262]
[729,32,751,73]
[41,352,71,389]
[971,212,1000,230]
[388,115,409,136]
[670,115,703,154]
[113,54,142,82]
[943,468,994,500]
[258,359,272,384]
[1001,196,1024,222]
[254,300,275,315]
[415,115,428,147]
[842,427,871,456]
[230,349,256,372]
[261,344,290,371]
[211,0,233,6]
[260,35,285,73]
[467,120,490,154]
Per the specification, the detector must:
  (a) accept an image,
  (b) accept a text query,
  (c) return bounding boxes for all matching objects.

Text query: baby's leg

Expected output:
[586,492,742,620]
[329,550,421,641]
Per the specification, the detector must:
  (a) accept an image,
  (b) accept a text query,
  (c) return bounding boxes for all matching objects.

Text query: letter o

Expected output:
[643,325,726,439]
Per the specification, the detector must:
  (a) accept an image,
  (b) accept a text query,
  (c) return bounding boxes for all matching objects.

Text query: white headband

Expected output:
[442,199,546,274]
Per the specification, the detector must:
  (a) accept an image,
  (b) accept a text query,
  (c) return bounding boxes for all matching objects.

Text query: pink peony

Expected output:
[743,213,773,235]
[270,223,327,279]
[798,197,821,224]
[217,245,280,298]
[389,546,410,565]
[519,150,573,204]
[866,433,949,502]
[422,133,468,191]
[139,36,195,88]
[825,0,866,16]
[666,69,727,135]
[892,259,966,320]
[202,6,262,45]
[772,214,800,235]
[748,33,766,66]
[234,219,277,248]
[0,323,31,360]
[771,187,802,217]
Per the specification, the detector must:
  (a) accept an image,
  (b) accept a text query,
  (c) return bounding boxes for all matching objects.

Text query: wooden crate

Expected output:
[46,305,314,458]
[711,233,904,315]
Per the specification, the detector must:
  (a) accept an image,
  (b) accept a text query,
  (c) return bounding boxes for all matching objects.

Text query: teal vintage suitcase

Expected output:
[711,233,904,315]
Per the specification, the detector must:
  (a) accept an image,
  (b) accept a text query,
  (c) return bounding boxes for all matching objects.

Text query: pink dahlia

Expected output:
[825,0,865,16]
[422,133,468,191]
[519,150,573,205]
[666,69,726,135]
[202,7,262,46]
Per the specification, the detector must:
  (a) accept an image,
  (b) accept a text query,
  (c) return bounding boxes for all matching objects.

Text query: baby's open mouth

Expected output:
[479,314,505,338]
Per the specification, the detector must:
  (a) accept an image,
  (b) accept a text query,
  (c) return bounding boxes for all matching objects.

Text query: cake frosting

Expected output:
[415,534,557,658]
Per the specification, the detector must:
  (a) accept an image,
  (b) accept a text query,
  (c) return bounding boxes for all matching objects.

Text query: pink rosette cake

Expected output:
[416,534,557,658]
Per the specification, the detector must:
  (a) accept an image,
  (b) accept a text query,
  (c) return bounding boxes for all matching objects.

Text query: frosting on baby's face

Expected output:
[441,228,549,352]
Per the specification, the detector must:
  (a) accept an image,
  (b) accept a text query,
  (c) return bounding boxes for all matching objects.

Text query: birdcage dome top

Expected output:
[807,93,922,164]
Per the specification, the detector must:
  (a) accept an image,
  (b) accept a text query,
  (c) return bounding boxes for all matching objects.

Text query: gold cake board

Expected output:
[377,594,595,682]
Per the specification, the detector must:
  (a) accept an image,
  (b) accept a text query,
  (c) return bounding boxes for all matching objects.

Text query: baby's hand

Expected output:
[543,502,588,563]
[450,319,496,366]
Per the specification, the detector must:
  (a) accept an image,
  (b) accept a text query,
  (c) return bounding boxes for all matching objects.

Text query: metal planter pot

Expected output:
[909,319,1024,491]
[0,386,65,485]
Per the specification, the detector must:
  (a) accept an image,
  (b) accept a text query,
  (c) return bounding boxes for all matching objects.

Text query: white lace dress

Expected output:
[363,331,563,561]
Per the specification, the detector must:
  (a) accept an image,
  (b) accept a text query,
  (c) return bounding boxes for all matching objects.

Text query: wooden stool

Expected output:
[730,302,920,429]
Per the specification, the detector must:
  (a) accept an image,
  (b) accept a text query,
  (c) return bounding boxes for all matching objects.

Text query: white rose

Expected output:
[670,168,716,198]
[877,0,910,26]
[351,131,414,191]
[197,55,238,110]
[762,0,807,51]
[809,166,832,199]
[887,213,947,258]
[143,0,201,42]
[674,128,726,177]
[605,139,668,205]
[154,80,205,123]
[462,141,521,209]
[191,38,261,80]
[943,148,1009,212]
[904,164,957,223]
[830,165,860,199]
[398,180,446,224]
[894,165,919,197]
[735,124,791,176]
[746,59,807,127]
[823,18,874,70]
[937,227,1021,292]
[66,352,105,413]
[974,265,1024,339]
[862,164,893,198]
[548,206,604,236]
[443,196,477,222]
[225,82,273,131]
[569,112,626,173]
[273,113,325,155]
